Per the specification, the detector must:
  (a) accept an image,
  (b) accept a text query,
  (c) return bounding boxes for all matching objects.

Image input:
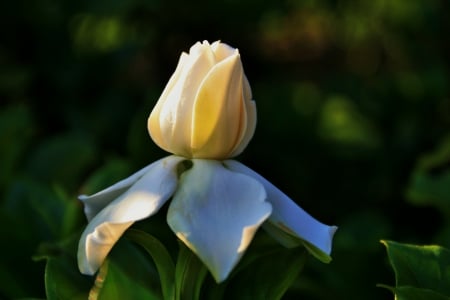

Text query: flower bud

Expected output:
[148,40,256,159]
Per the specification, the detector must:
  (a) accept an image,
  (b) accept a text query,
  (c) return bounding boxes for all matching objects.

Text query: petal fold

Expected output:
[78,155,184,275]
[224,160,337,263]
[167,159,272,282]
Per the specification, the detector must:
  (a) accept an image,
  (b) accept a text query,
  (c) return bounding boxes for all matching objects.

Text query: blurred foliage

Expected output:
[0,0,449,299]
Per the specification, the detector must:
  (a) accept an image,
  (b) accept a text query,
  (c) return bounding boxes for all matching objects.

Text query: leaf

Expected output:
[25,133,96,189]
[90,237,163,300]
[0,104,34,190]
[42,233,92,300]
[223,246,307,300]
[386,286,450,300]
[381,240,450,297]
[125,229,176,300]
[79,157,133,195]
[407,171,450,212]
[174,242,208,300]
[406,135,450,214]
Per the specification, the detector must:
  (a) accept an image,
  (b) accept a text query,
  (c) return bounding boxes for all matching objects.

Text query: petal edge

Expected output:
[78,155,184,275]
[224,160,337,262]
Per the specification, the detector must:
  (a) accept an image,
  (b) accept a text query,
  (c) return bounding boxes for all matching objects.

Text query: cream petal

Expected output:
[211,40,237,62]
[190,53,243,158]
[167,159,272,282]
[78,155,184,275]
[228,99,256,158]
[157,44,216,156]
[148,53,189,151]
[223,160,337,263]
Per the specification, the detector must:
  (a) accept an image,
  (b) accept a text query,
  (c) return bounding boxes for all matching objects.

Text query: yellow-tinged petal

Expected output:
[190,53,243,158]
[148,40,255,159]
[229,95,256,157]
[211,40,236,61]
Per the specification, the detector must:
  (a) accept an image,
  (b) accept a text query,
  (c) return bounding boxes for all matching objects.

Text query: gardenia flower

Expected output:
[78,40,337,283]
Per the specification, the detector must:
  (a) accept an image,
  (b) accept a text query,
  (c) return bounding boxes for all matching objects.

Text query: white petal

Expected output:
[167,159,272,282]
[79,161,158,221]
[224,160,337,263]
[78,155,184,275]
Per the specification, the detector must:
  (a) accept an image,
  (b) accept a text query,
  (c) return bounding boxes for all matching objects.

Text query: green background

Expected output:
[1,0,449,299]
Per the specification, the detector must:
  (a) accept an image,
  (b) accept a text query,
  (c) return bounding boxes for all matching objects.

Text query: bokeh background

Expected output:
[1,0,449,299]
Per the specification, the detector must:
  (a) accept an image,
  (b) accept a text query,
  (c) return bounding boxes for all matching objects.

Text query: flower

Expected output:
[78,40,337,283]
[148,40,255,159]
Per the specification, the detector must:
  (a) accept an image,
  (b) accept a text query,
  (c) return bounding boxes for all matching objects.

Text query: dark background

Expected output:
[1,0,449,299]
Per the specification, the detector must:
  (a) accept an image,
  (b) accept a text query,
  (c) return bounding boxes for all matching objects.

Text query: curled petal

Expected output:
[224,160,337,263]
[167,159,272,282]
[78,155,184,275]
[80,162,157,221]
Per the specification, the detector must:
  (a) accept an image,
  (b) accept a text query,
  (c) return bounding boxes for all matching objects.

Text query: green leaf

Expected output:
[79,157,133,195]
[406,135,450,214]
[0,180,84,298]
[407,171,450,213]
[0,104,34,190]
[26,133,96,189]
[42,234,92,300]
[90,238,163,300]
[386,286,450,300]
[224,246,307,300]
[174,242,208,300]
[381,240,450,296]
[125,229,176,300]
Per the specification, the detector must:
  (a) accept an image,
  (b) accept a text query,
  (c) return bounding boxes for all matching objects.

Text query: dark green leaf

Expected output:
[406,171,450,213]
[174,242,208,300]
[42,234,92,300]
[125,229,176,300]
[79,157,133,195]
[224,246,307,300]
[382,286,450,300]
[26,133,96,189]
[90,238,162,300]
[0,104,34,189]
[406,136,450,214]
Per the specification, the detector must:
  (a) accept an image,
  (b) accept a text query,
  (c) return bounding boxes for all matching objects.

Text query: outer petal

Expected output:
[148,42,216,157]
[148,53,189,151]
[80,161,158,221]
[78,155,184,275]
[229,98,256,158]
[224,160,337,263]
[167,159,272,282]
